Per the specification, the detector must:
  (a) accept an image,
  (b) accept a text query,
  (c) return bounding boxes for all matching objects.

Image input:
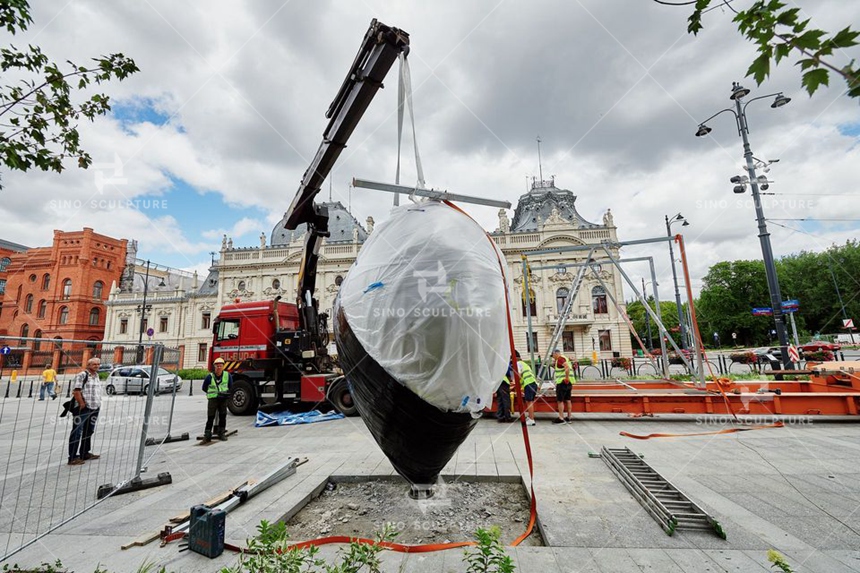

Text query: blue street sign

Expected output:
[0,345,10,355]
[752,307,773,316]
[781,299,800,313]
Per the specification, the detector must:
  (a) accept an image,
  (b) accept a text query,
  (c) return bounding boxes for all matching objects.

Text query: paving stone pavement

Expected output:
[2,394,859,572]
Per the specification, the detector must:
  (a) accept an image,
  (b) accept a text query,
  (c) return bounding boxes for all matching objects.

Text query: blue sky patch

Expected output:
[837,122,860,138]
[112,98,174,130]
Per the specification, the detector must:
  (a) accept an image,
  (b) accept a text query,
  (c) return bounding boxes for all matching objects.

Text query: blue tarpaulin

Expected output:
[255,409,345,427]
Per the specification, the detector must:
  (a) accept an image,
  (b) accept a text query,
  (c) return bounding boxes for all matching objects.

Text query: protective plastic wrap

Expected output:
[336,200,509,414]
[334,200,510,488]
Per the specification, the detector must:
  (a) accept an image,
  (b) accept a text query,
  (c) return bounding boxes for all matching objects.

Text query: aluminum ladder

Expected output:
[601,446,726,538]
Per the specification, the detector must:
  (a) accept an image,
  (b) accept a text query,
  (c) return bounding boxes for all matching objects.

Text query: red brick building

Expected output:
[0,229,128,348]
[0,238,30,301]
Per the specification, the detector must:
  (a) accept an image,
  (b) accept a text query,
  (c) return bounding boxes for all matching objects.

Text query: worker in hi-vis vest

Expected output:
[202,357,233,442]
[552,348,575,424]
[511,350,538,426]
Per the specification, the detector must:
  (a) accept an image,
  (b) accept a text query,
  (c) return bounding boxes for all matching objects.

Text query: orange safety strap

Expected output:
[620,421,784,440]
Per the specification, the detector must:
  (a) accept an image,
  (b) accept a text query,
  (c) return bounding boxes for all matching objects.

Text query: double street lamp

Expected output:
[665,213,689,350]
[695,82,792,369]
[136,260,165,363]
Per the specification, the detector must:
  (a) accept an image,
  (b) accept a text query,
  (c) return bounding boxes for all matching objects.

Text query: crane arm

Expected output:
[282,19,409,349]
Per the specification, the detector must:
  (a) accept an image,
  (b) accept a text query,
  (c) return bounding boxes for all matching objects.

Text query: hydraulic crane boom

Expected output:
[281,19,409,354]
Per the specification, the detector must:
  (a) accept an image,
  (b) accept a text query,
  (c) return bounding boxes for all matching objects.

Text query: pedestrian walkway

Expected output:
[4,395,859,572]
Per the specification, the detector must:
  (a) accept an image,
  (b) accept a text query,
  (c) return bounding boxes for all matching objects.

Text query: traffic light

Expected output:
[730,175,747,194]
[757,174,769,190]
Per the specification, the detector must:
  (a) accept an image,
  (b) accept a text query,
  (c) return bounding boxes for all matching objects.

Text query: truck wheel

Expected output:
[327,378,357,417]
[228,379,258,416]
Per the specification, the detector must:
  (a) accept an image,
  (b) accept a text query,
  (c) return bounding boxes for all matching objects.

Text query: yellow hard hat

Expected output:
[213,357,225,365]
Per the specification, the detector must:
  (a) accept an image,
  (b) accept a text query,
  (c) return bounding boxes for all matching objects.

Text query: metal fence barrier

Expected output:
[0,337,182,563]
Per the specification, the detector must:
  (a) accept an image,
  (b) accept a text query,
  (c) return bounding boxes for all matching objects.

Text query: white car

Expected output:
[105,366,183,396]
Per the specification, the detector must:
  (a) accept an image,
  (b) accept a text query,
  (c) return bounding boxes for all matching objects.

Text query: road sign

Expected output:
[781,300,799,313]
[752,307,773,316]
[146,328,154,337]
[788,345,800,362]
[843,318,855,329]
[0,346,10,355]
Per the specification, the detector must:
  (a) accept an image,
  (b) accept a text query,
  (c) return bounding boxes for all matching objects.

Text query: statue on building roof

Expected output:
[498,209,509,233]
[603,209,614,227]
[260,232,266,249]
[366,216,374,234]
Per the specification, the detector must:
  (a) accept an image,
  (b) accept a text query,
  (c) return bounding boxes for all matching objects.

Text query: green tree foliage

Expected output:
[625,299,686,350]
[696,241,860,347]
[686,1,860,99]
[0,0,139,180]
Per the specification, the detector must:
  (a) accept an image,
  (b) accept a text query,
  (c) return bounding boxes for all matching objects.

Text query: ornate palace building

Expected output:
[103,181,631,369]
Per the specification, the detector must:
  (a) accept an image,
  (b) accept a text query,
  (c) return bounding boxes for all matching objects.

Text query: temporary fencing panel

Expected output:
[0,337,182,563]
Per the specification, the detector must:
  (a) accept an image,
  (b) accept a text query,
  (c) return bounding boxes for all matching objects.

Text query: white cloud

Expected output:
[0,0,856,298]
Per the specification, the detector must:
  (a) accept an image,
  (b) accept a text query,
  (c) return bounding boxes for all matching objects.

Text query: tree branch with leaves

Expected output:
[0,0,138,181]
[685,0,859,99]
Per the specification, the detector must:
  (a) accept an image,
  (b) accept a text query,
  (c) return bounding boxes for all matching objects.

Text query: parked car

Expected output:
[98,362,114,373]
[799,341,841,354]
[105,366,183,395]
[752,347,784,366]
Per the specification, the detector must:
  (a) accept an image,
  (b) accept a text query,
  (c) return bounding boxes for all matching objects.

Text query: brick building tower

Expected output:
[0,229,128,350]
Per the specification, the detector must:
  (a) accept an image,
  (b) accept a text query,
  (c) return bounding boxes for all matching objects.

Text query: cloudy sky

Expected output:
[3,0,859,302]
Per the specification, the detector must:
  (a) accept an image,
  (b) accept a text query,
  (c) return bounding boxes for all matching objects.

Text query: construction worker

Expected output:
[202,357,233,442]
[496,371,514,423]
[552,348,575,423]
[512,351,538,426]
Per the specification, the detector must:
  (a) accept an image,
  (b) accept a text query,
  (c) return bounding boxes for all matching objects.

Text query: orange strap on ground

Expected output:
[620,421,784,440]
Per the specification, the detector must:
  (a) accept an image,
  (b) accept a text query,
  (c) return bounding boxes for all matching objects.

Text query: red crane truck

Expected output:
[208,20,410,417]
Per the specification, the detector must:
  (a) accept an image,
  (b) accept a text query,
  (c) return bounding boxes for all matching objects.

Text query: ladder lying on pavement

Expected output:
[601,446,726,539]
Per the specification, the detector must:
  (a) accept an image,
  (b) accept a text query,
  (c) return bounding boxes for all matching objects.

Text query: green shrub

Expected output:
[178,368,209,380]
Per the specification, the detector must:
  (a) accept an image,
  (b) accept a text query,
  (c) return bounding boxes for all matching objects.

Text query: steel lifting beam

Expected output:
[352,178,512,209]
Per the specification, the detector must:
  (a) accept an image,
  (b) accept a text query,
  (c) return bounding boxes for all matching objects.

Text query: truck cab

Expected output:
[211,299,355,417]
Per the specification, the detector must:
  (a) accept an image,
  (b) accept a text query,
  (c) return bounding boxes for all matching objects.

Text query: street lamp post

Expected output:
[136,260,165,363]
[696,82,792,369]
[665,214,689,351]
[641,277,653,351]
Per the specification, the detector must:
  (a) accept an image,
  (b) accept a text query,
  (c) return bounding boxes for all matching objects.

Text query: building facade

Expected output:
[103,184,631,369]
[0,228,128,343]
[0,238,30,300]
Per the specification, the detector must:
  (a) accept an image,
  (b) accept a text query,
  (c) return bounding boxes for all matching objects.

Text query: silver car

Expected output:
[105,366,183,395]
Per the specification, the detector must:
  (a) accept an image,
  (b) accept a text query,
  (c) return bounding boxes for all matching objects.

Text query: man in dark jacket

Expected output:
[202,357,233,442]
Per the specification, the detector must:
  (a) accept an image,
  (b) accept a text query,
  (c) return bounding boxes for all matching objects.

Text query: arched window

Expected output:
[556,287,570,313]
[592,286,608,314]
[93,281,104,299]
[521,288,537,318]
[21,324,29,338]
[33,329,42,350]
[58,306,69,325]
[29,274,36,283]
[16,284,22,302]
[37,299,47,318]
[89,307,100,326]
[62,279,72,299]
[0,257,10,271]
[24,294,33,313]
[42,274,50,290]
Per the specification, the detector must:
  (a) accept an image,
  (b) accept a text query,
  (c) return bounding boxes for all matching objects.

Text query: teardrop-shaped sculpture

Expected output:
[334,201,509,493]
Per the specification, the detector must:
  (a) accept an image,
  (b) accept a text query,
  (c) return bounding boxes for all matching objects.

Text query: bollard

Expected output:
[4,378,9,399]
[28,380,34,398]
[189,378,193,396]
